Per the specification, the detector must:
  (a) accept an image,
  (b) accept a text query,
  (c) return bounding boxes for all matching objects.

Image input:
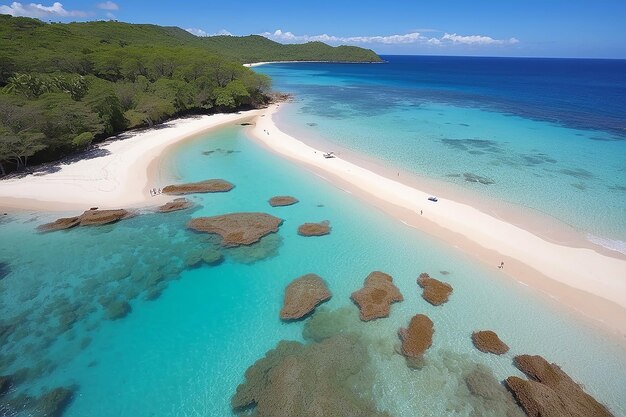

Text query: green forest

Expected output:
[0,15,381,175]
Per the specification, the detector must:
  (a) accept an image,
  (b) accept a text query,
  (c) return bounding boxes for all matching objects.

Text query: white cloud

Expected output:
[105,11,115,19]
[441,33,519,45]
[186,27,232,37]
[96,1,118,10]
[260,29,519,47]
[0,1,88,17]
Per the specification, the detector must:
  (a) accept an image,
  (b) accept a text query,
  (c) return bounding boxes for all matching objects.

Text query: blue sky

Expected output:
[1,0,626,58]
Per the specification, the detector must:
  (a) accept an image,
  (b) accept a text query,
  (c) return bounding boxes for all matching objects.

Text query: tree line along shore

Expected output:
[0,15,381,175]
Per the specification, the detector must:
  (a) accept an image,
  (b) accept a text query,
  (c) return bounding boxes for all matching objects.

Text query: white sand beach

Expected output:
[249,104,626,338]
[0,110,259,211]
[1,101,625,338]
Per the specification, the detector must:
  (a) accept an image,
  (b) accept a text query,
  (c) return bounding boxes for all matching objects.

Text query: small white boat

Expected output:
[428,196,438,202]
[323,152,335,159]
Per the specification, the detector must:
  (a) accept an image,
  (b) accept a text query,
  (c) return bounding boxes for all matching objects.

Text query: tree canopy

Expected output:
[0,15,381,174]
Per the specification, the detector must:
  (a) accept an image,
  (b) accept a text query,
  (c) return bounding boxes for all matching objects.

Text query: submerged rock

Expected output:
[398,314,434,366]
[417,273,453,306]
[297,220,330,236]
[158,198,193,213]
[505,354,613,417]
[37,209,130,232]
[162,179,234,195]
[0,262,10,280]
[351,271,403,321]
[0,375,10,396]
[36,216,80,232]
[34,387,74,417]
[187,212,283,247]
[463,172,495,185]
[268,195,299,207]
[224,233,282,264]
[78,209,129,226]
[280,274,331,321]
[231,334,389,417]
[202,248,224,266]
[472,330,509,355]
[105,301,131,320]
[464,364,525,417]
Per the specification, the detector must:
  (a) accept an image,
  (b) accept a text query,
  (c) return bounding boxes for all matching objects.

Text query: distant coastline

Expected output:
[244,60,385,67]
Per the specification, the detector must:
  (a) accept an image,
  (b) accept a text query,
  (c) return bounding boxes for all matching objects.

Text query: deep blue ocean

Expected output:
[256,55,626,250]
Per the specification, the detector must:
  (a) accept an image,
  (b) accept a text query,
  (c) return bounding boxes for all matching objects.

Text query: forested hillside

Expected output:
[0,16,381,175]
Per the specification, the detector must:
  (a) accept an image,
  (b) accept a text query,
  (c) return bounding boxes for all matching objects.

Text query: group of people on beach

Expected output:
[149,188,162,197]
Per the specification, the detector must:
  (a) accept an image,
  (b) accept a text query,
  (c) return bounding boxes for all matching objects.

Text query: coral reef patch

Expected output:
[417,273,453,306]
[472,330,509,355]
[268,196,299,207]
[280,274,331,321]
[351,271,403,321]
[162,179,234,194]
[187,213,283,247]
[505,354,613,417]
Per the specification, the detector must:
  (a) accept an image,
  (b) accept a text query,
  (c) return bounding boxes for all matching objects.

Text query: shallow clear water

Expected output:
[255,56,626,247]
[1,126,625,416]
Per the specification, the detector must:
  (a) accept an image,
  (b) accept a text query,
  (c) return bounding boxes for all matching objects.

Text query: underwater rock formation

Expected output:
[463,364,525,417]
[231,334,389,417]
[297,221,330,236]
[472,330,509,355]
[505,354,613,417]
[398,314,433,365]
[158,198,193,213]
[351,271,403,321]
[34,387,74,417]
[280,274,331,321]
[201,248,224,266]
[162,179,234,194]
[417,273,453,306]
[105,301,131,320]
[38,209,130,232]
[78,209,130,226]
[268,196,299,207]
[224,233,282,264]
[463,172,495,185]
[0,261,9,280]
[187,213,283,247]
[0,375,10,396]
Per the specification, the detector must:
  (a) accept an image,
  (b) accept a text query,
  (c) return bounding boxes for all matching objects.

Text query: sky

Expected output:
[1,0,626,58]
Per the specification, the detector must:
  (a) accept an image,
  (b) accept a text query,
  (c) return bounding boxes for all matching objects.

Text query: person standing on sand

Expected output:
[498,261,504,269]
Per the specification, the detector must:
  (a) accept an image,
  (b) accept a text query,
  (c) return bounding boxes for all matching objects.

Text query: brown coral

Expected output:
[231,334,389,417]
[268,196,299,207]
[280,274,331,321]
[162,179,234,195]
[350,271,403,321]
[158,198,193,213]
[187,212,282,247]
[417,273,453,305]
[398,314,434,361]
[505,354,613,417]
[297,221,330,236]
[472,330,509,355]
[38,208,129,232]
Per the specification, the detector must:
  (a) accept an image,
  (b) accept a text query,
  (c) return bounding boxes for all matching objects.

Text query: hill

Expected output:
[0,15,381,175]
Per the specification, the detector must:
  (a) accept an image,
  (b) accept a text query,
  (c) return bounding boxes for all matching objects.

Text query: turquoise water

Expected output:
[255,58,626,250]
[1,125,625,416]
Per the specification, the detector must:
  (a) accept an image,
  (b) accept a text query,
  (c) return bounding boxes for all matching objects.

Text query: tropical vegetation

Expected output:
[0,15,381,175]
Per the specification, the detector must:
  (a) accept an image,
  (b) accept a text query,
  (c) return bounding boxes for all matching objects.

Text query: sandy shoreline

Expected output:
[248,104,626,338]
[0,110,259,212]
[1,101,625,339]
